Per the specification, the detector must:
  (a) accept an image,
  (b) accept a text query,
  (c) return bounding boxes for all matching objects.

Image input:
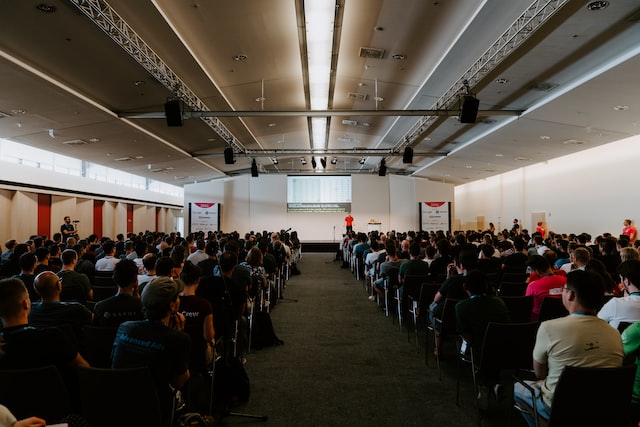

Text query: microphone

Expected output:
[284,227,292,233]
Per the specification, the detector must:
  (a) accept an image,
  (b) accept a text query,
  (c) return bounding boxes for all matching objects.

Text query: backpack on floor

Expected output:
[251,311,283,350]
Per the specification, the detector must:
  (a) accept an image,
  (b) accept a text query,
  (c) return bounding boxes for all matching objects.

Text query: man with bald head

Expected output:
[29,271,93,346]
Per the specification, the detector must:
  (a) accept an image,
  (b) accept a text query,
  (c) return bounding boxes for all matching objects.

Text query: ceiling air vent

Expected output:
[359,47,385,59]
[114,156,133,162]
[61,139,89,146]
[342,119,358,126]
[347,92,369,101]
[530,81,558,92]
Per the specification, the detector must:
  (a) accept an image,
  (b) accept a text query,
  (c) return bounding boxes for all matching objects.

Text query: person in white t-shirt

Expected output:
[598,260,640,329]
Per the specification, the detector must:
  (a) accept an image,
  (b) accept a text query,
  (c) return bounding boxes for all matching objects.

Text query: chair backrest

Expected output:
[478,321,539,372]
[0,365,72,422]
[499,295,534,323]
[538,297,568,322]
[93,271,117,287]
[77,366,164,427]
[81,325,118,368]
[498,281,528,296]
[403,275,429,300]
[548,364,635,427]
[437,298,461,335]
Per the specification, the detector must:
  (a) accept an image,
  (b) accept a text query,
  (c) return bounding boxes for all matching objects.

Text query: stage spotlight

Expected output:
[378,159,387,176]
[251,159,259,177]
[320,157,327,168]
[271,157,278,165]
[311,158,317,169]
[359,157,366,165]
[331,157,338,165]
[224,147,235,164]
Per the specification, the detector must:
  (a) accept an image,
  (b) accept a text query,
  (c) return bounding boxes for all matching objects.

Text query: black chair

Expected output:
[456,321,539,410]
[537,297,568,322]
[497,280,528,296]
[428,298,461,376]
[499,295,534,323]
[77,366,166,427]
[406,281,439,350]
[81,325,118,368]
[0,365,72,422]
[514,364,636,427]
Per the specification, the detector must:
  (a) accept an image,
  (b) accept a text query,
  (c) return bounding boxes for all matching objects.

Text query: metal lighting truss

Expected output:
[391,0,570,154]
[69,0,246,155]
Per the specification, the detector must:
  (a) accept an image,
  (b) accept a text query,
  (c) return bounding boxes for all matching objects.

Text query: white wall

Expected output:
[184,174,455,241]
[454,134,640,238]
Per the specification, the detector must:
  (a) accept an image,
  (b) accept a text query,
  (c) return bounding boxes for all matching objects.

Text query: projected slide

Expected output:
[287,175,351,213]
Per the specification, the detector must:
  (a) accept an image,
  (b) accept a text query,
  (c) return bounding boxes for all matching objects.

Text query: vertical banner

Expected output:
[420,202,451,233]
[189,202,220,233]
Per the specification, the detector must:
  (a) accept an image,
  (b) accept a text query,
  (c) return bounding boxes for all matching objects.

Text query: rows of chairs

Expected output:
[0,364,164,427]
[340,257,636,426]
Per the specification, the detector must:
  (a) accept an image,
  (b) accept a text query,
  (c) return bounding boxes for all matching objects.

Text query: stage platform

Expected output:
[301,242,340,253]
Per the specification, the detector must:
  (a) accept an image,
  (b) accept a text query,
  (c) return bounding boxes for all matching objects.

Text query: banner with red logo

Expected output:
[189,202,220,232]
[420,202,451,233]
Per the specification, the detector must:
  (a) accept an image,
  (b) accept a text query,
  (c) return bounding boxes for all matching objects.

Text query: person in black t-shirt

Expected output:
[93,259,143,327]
[111,276,190,424]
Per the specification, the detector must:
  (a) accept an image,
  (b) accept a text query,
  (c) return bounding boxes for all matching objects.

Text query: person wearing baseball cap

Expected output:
[111,276,190,424]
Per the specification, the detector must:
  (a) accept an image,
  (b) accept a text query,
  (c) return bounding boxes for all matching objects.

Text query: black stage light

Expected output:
[224,147,235,164]
[251,159,259,177]
[311,158,317,169]
[320,157,327,168]
[403,147,413,164]
[164,100,183,127]
[459,95,479,123]
[378,159,387,176]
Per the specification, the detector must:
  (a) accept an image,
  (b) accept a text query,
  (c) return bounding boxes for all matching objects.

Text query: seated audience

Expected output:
[95,241,120,272]
[111,276,190,425]
[57,249,93,303]
[29,271,93,347]
[514,270,623,427]
[525,255,566,321]
[597,260,640,329]
[93,259,143,327]
[12,252,38,301]
[455,269,510,409]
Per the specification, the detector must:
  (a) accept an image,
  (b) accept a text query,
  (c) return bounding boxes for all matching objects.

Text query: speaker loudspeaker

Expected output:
[251,159,259,177]
[459,95,479,123]
[403,147,413,164]
[224,147,235,164]
[164,100,183,127]
[378,159,387,176]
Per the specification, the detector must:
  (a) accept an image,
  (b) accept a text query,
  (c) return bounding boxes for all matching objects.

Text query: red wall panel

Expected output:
[37,194,51,238]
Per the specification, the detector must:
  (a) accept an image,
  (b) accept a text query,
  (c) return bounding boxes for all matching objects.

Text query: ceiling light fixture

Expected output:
[331,157,338,165]
[305,0,335,161]
[36,3,57,13]
[586,1,609,11]
[271,157,278,165]
[359,158,366,165]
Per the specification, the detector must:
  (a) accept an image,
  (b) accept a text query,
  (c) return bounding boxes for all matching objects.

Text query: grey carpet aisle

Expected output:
[222,253,521,427]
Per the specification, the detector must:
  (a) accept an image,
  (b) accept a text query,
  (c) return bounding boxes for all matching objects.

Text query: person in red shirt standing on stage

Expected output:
[345,212,354,234]
[623,219,638,243]
[536,221,546,239]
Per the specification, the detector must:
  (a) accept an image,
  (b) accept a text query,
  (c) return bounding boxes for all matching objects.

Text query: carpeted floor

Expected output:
[217,253,526,426]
